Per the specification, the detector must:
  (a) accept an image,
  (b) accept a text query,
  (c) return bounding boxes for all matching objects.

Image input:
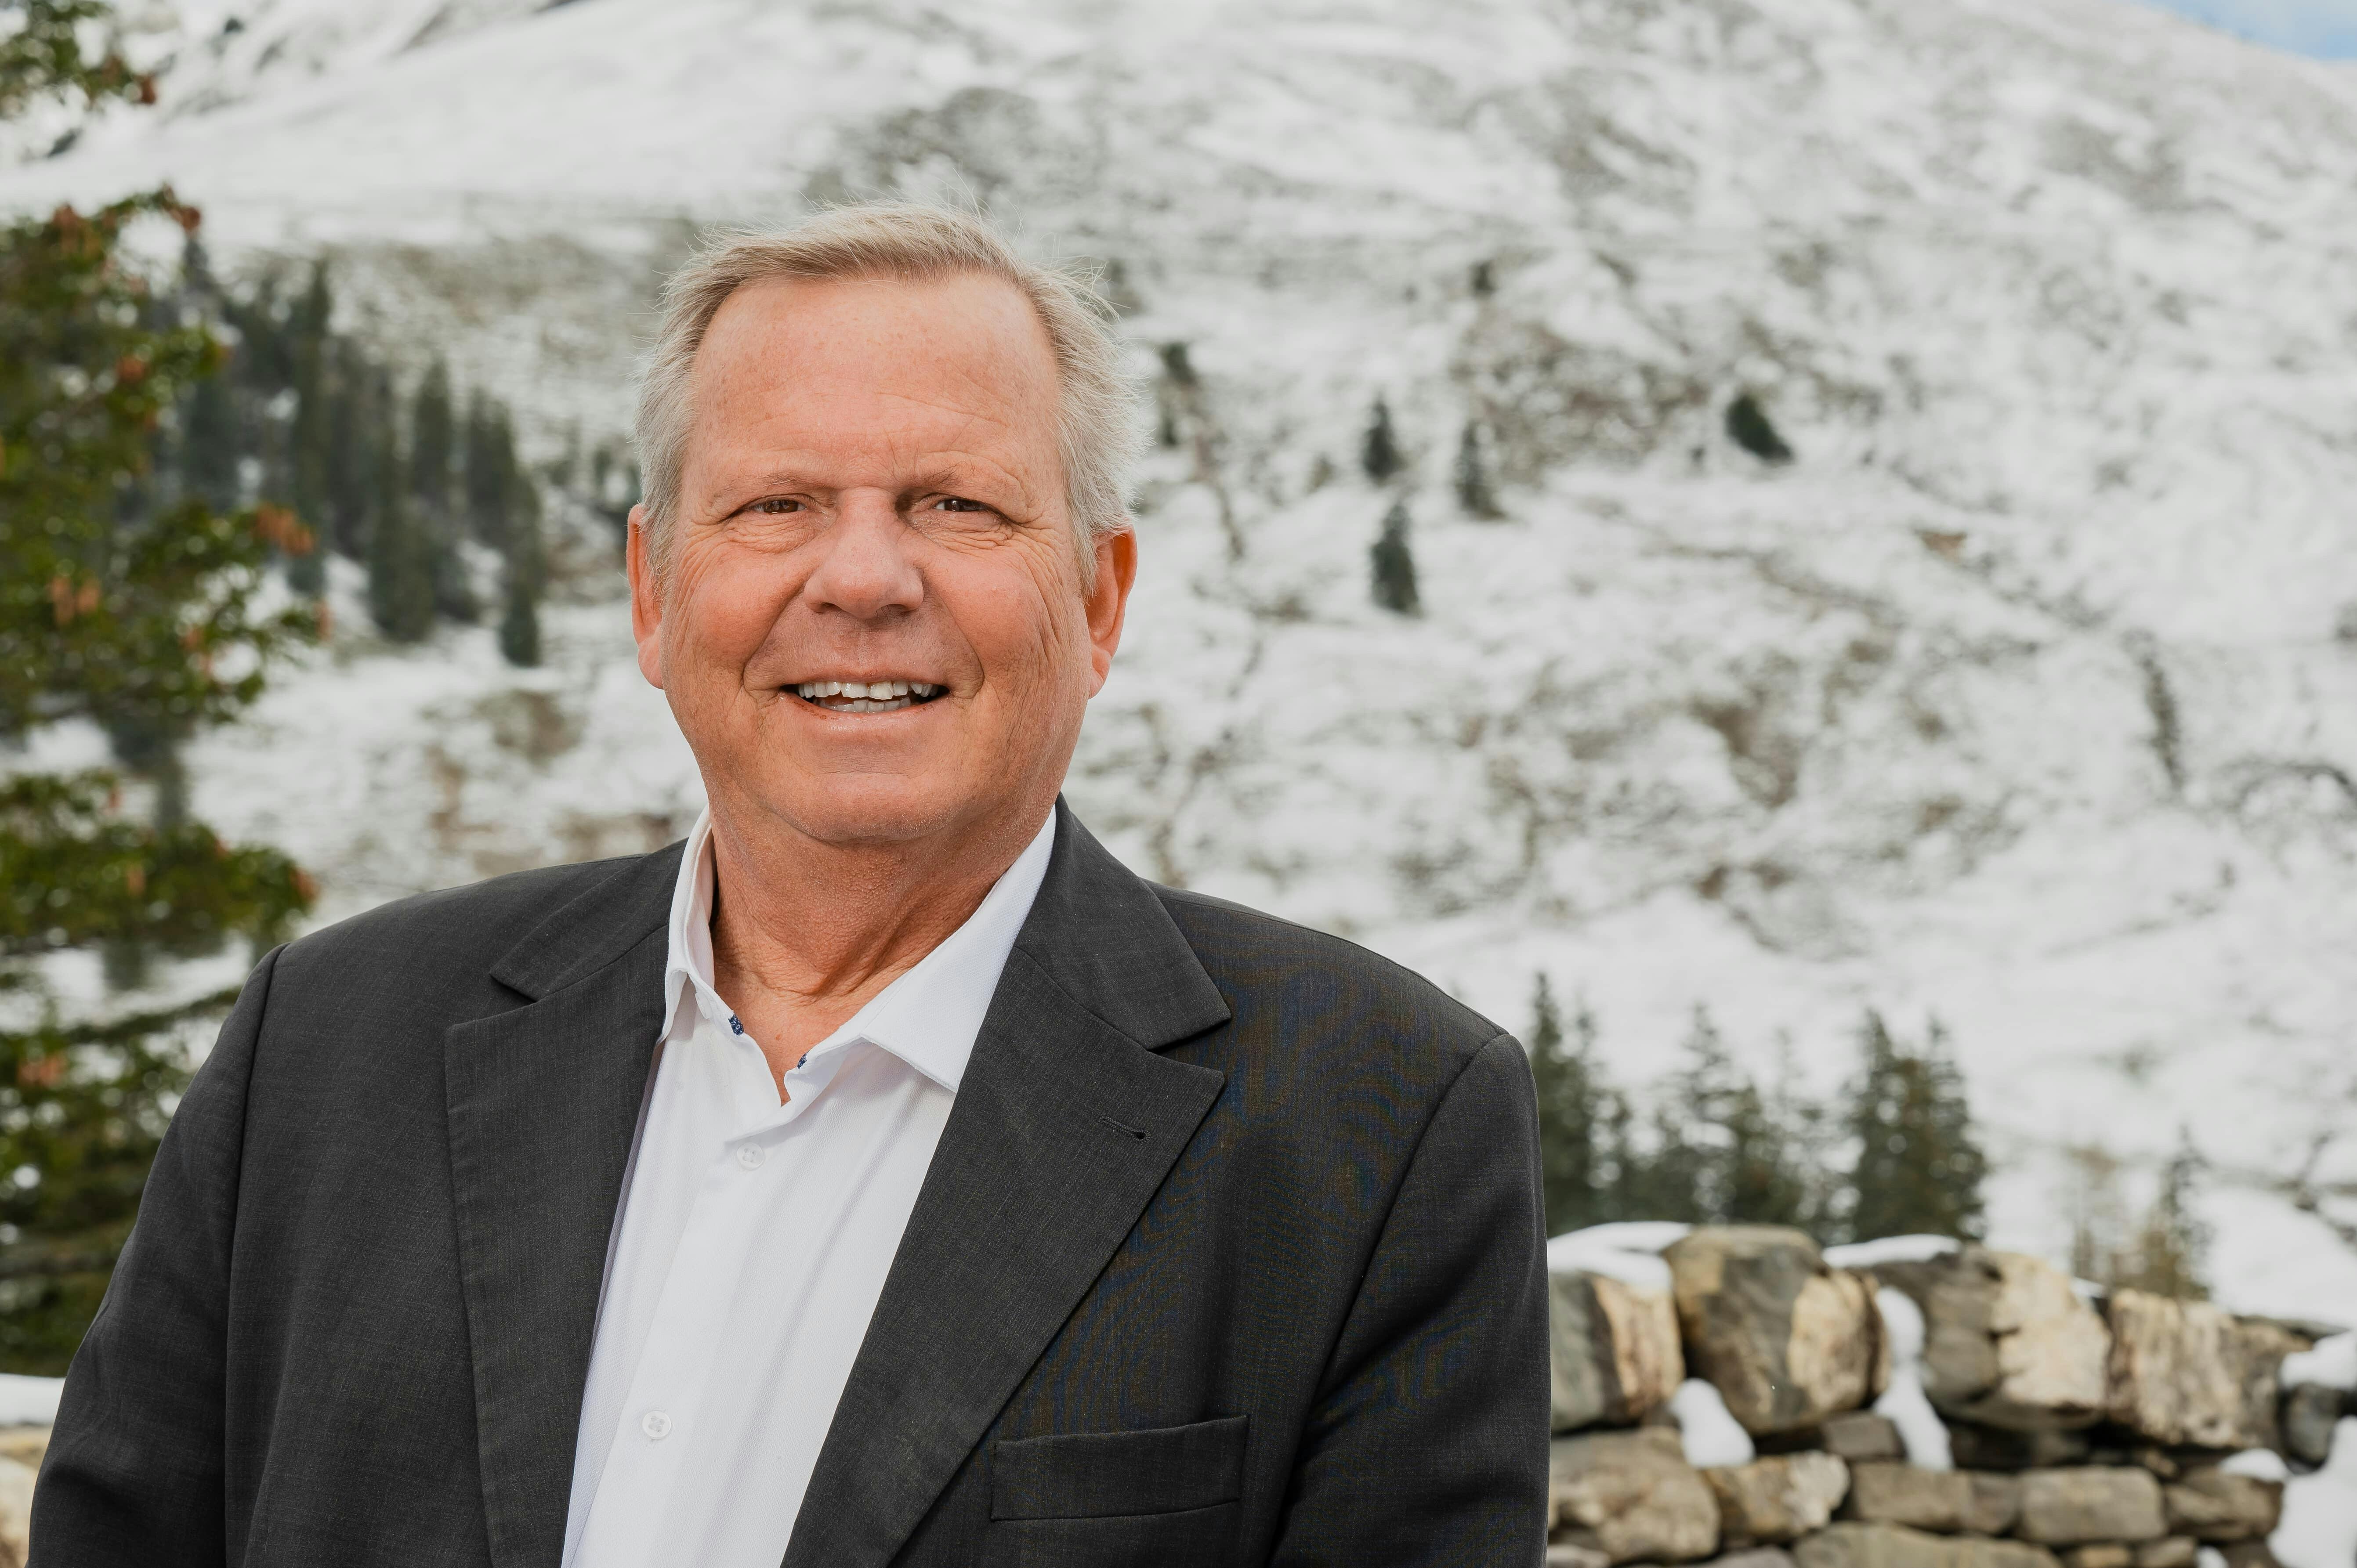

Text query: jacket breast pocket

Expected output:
[987,1415,1248,1568]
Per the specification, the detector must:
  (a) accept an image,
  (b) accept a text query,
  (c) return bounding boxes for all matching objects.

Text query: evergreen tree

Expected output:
[1527,975,1620,1235]
[0,9,316,1369]
[2116,1131,2210,1300]
[1454,419,1501,519]
[1844,1013,1988,1243]
[284,261,332,593]
[498,465,547,670]
[368,473,436,645]
[1370,500,1419,615]
[409,360,474,623]
[323,342,374,559]
[179,369,240,513]
[462,390,513,551]
[1726,392,1794,465]
[1360,395,1402,484]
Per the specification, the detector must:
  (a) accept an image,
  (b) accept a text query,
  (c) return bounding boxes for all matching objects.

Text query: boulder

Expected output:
[1846,1463,1974,1532]
[2060,1549,2134,1568]
[2016,1468,2167,1546]
[1549,1546,1614,1568]
[2105,1293,2302,1451]
[1554,1270,1688,1432]
[1823,1413,1908,1463]
[1796,1521,2062,1568]
[1669,1228,1886,1436]
[1947,1424,2094,1472]
[1551,1426,1723,1563]
[2160,1470,2283,1543]
[2132,1541,2197,1568]
[1871,1249,2111,1433]
[1704,1453,1851,1544]
[1966,1472,2025,1535]
[2279,1384,2346,1469]
[1715,1551,1802,1568]
[2218,1544,2281,1568]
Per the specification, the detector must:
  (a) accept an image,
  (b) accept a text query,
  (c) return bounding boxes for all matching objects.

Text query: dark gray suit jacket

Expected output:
[34,803,1548,1566]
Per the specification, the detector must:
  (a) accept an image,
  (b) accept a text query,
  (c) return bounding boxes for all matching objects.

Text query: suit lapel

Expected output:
[782,806,1231,1568]
[446,849,681,1568]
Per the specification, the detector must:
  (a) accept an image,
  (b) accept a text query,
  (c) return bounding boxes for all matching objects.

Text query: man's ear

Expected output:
[626,506,665,690]
[1085,525,1138,697]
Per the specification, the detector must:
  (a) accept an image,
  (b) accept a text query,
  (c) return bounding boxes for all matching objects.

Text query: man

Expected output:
[34,205,1549,1565]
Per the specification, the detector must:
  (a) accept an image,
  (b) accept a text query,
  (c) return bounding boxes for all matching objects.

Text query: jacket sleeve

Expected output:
[1271,1031,1551,1567]
[30,945,279,1567]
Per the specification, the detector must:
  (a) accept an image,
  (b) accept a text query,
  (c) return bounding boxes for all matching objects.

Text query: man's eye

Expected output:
[748,498,803,515]
[932,496,988,513]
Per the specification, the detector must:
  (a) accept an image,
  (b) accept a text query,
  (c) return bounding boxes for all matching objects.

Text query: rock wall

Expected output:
[1549,1229,2352,1568]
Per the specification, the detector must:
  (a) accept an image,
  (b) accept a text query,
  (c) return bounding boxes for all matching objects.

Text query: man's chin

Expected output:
[735,777,997,852]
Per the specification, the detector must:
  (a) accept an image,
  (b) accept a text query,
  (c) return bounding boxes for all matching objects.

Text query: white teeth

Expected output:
[794,679,938,706]
[913,683,938,697]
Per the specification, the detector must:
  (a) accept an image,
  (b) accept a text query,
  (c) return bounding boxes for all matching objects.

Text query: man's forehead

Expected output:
[697,271,1057,397]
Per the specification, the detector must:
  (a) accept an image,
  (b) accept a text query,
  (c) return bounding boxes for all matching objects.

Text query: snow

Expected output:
[1870,1287,1955,1472]
[2274,1418,2357,1568]
[1672,1377,1756,1469]
[2284,1333,2357,1393]
[2221,1448,2292,1483]
[1824,1236,1962,1270]
[2,0,2356,1315]
[0,1376,62,1427]
[1547,1223,1692,1291]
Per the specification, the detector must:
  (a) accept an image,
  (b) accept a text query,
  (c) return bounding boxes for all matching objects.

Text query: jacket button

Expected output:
[641,1410,673,1441]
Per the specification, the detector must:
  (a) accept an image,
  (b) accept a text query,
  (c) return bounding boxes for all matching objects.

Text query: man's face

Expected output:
[628,271,1135,852]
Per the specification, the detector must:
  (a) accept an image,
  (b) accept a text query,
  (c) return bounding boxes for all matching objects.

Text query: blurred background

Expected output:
[2,0,2355,1395]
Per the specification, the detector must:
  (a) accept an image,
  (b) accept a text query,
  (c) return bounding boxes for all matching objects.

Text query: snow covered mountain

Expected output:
[7,0,2357,1317]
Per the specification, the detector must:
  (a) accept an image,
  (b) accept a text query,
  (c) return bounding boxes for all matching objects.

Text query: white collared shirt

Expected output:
[560,807,1057,1568]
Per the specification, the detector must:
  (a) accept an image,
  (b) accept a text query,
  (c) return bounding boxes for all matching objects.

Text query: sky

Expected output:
[2139,0,2357,54]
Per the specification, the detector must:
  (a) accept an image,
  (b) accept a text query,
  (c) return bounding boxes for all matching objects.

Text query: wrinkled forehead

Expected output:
[687,271,1064,473]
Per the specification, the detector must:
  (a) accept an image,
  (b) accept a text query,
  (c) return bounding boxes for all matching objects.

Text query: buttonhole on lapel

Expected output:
[1100,1115,1147,1142]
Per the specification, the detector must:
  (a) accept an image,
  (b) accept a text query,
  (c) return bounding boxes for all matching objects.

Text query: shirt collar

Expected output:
[660,808,1057,1094]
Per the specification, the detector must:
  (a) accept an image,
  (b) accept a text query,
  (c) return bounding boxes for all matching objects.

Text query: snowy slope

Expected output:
[6,0,2357,1317]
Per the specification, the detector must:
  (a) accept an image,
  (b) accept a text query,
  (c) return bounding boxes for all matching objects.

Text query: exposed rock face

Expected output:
[1847,1463,1975,1532]
[1716,1550,1802,1568]
[2015,1468,2168,1546]
[2159,1470,2283,1543]
[1706,1454,1853,1545]
[1823,1413,1908,1463]
[1554,1270,1689,1432]
[1796,1521,2061,1568]
[1551,1426,1724,1564]
[2104,1293,2301,1451]
[2281,1383,2349,1468]
[2061,1548,2133,1568]
[1872,1250,2110,1433]
[1669,1228,1886,1436]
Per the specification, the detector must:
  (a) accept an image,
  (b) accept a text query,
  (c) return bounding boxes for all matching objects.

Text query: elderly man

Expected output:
[34,206,1549,1566]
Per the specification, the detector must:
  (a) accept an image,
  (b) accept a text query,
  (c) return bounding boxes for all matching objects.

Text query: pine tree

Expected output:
[1726,392,1794,465]
[1454,419,1501,519]
[324,342,373,559]
[462,391,513,551]
[0,10,316,1369]
[1527,975,1619,1235]
[284,261,332,593]
[1370,500,1419,615]
[368,416,436,643]
[179,369,240,513]
[1361,396,1402,484]
[1844,1013,1988,1243]
[409,360,474,623]
[498,465,547,669]
[2116,1132,2210,1300]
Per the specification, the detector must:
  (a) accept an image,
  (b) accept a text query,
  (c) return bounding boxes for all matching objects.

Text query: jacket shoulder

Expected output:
[1150,884,1506,1062]
[272,848,678,997]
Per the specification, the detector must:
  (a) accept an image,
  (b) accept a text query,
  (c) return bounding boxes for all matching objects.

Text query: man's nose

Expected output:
[803,491,924,621]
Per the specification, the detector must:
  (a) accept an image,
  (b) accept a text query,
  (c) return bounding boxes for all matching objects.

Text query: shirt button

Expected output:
[641,1410,673,1441]
[735,1144,765,1171]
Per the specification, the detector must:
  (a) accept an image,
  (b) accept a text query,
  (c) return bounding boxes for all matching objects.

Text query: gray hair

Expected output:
[633,204,1137,583]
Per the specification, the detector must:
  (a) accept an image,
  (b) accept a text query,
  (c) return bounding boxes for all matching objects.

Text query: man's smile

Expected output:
[790,679,946,714]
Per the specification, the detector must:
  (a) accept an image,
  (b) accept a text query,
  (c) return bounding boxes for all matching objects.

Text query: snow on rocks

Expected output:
[1667,1227,1886,1438]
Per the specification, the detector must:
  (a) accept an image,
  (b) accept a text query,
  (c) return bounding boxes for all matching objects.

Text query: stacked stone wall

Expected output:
[1549,1228,2353,1568]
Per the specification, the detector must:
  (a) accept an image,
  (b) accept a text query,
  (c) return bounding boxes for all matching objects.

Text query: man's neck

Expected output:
[702,798,1049,1093]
